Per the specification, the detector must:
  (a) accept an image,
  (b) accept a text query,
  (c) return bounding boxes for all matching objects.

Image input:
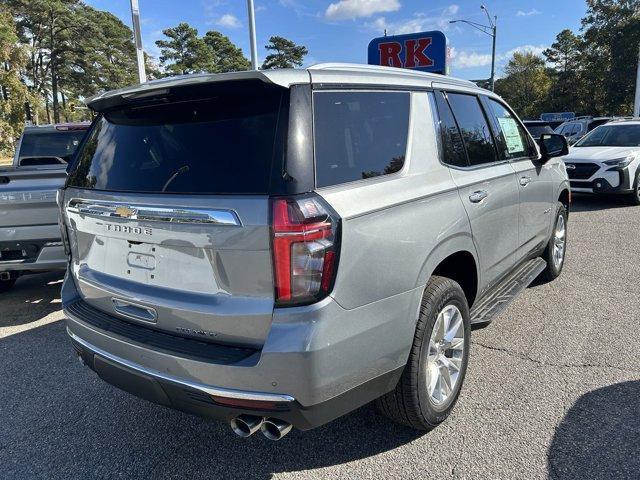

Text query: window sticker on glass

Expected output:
[497,117,525,154]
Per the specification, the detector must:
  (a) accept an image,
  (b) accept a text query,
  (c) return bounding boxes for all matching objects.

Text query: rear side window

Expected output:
[446,93,497,166]
[487,98,530,159]
[313,91,410,187]
[67,82,285,194]
[432,91,467,167]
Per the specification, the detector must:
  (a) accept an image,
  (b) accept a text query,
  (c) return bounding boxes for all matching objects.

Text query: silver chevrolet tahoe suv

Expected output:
[60,64,570,440]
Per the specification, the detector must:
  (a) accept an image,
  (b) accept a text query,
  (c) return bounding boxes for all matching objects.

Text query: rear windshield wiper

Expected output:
[161,165,189,192]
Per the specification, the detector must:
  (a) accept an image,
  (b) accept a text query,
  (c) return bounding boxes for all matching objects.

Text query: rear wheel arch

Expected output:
[431,251,478,309]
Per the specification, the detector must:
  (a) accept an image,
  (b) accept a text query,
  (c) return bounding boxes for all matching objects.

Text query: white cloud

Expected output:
[450,47,493,68]
[366,5,458,35]
[216,13,241,28]
[443,4,459,16]
[516,9,541,17]
[503,44,547,58]
[450,44,548,70]
[325,0,401,21]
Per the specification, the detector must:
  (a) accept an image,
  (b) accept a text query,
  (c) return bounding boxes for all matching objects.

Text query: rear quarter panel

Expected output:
[317,91,477,311]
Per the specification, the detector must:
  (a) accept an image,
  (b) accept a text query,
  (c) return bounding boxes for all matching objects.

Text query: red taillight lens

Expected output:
[271,195,340,306]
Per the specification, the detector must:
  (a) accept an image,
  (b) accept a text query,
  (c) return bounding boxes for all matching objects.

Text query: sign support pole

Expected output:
[130,0,146,83]
[247,0,259,70]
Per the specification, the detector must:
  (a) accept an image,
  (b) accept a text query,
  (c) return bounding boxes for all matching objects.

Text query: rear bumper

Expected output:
[62,272,419,429]
[0,224,67,273]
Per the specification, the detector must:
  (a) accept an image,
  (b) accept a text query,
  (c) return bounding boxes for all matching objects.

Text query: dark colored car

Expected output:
[523,120,555,139]
[13,123,91,166]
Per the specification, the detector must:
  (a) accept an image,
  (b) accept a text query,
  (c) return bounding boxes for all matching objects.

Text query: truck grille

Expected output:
[565,162,599,180]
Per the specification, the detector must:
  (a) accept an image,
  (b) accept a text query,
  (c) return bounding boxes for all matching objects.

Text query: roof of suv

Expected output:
[86,63,489,112]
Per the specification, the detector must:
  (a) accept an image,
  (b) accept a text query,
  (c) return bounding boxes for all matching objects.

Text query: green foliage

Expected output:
[495,52,551,119]
[155,23,210,75]
[497,1,640,118]
[203,31,250,73]
[0,6,40,156]
[543,29,582,112]
[261,36,308,70]
[155,24,251,75]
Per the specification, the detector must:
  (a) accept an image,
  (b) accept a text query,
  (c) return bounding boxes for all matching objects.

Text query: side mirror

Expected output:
[538,133,569,163]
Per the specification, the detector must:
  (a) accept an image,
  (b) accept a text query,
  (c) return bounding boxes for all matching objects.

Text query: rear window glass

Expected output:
[67,83,285,194]
[313,91,410,187]
[19,131,86,163]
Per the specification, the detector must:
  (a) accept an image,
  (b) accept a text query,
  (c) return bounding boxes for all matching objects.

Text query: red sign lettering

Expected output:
[378,42,403,68]
[404,38,434,68]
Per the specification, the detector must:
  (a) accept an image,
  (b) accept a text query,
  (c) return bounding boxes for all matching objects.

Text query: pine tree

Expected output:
[261,36,308,69]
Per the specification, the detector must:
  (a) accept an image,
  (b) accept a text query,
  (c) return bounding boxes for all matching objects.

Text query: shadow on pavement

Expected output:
[0,321,421,479]
[548,381,640,480]
[0,271,64,327]
[570,194,634,212]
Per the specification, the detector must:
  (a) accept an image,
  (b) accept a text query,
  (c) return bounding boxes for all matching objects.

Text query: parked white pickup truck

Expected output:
[0,123,89,292]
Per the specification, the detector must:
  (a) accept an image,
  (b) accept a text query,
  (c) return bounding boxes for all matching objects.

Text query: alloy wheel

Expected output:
[426,305,466,406]
[552,214,566,270]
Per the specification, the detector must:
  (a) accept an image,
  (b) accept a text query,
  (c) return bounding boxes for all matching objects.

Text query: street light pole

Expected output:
[489,20,497,91]
[246,0,259,70]
[634,45,640,117]
[450,5,497,91]
[130,0,146,83]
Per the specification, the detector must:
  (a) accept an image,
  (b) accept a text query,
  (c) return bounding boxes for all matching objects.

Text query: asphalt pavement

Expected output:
[1,194,639,480]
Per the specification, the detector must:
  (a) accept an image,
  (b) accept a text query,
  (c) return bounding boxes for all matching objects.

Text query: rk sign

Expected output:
[368,31,448,74]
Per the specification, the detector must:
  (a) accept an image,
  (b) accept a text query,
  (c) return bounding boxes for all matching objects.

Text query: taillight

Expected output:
[271,194,340,306]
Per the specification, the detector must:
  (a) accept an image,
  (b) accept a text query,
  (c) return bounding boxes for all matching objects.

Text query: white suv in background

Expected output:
[563,119,640,205]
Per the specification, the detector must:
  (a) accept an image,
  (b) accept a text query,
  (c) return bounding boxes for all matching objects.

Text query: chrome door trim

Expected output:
[66,328,295,403]
[66,199,241,226]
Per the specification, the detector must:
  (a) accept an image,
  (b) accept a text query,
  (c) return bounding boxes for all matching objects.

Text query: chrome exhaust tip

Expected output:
[260,418,293,441]
[230,415,264,438]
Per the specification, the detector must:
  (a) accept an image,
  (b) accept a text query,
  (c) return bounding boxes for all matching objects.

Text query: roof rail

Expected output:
[308,62,477,86]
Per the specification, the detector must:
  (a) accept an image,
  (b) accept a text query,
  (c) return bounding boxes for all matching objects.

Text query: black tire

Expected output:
[539,202,568,282]
[630,172,640,206]
[0,277,17,293]
[376,276,471,431]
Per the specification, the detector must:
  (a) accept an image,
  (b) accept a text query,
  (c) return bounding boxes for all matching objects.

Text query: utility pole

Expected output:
[634,45,640,117]
[247,0,259,70]
[450,5,497,91]
[130,0,147,83]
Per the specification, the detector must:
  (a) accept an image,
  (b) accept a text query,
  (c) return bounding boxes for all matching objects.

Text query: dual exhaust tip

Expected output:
[230,415,292,441]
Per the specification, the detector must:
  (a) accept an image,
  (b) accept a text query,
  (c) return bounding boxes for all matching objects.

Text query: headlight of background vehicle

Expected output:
[604,156,635,168]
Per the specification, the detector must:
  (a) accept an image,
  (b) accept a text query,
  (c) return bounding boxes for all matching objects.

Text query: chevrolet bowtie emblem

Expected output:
[115,206,137,218]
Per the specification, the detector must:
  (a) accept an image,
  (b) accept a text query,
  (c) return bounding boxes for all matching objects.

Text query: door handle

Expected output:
[469,190,488,203]
[519,176,532,187]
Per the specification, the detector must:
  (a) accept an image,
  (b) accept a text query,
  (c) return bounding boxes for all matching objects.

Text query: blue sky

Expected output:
[86,0,587,80]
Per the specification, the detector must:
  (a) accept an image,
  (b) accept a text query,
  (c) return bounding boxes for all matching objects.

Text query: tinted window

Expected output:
[446,93,497,166]
[487,99,530,159]
[432,91,467,167]
[68,84,284,194]
[525,124,554,138]
[314,91,409,187]
[575,124,640,147]
[19,130,86,163]
[588,119,609,131]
